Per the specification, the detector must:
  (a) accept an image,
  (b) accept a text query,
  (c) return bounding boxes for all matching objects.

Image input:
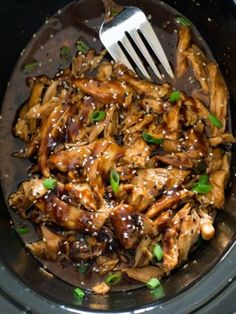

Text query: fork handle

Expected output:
[102,0,123,23]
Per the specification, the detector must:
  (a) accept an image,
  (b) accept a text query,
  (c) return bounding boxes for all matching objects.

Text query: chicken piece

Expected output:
[176,26,192,77]
[128,168,169,212]
[172,203,192,232]
[206,148,223,174]
[198,154,230,209]
[153,210,172,231]
[27,81,60,119]
[27,226,64,262]
[163,103,181,134]
[65,183,98,211]
[110,204,139,249]
[182,101,198,127]
[87,141,124,203]
[184,45,209,93]
[208,63,228,136]
[96,256,119,275]
[134,236,155,267]
[122,107,143,130]
[110,204,152,249]
[123,266,164,283]
[48,144,92,172]
[162,228,179,271]
[184,128,209,159]
[209,133,236,147]
[127,114,155,134]
[97,62,113,81]
[73,78,133,106]
[156,153,194,169]
[198,208,216,240]
[166,168,190,190]
[123,138,150,168]
[71,49,106,76]
[35,195,107,232]
[8,178,49,214]
[138,98,163,114]
[176,209,200,265]
[146,190,194,220]
[38,103,76,177]
[162,139,182,153]
[89,106,119,142]
[14,77,50,141]
[92,282,111,294]
[118,72,171,98]
[67,237,105,261]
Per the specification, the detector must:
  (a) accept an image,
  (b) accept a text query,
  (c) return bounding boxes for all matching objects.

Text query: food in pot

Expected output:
[8,22,235,295]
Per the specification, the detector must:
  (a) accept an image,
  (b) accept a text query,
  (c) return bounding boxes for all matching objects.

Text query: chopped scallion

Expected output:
[192,173,212,194]
[198,174,209,184]
[152,285,165,299]
[43,178,57,190]
[23,60,38,73]
[15,225,30,235]
[60,46,72,64]
[110,170,120,193]
[73,287,85,299]
[153,244,163,261]
[146,278,161,290]
[208,114,223,129]
[142,132,164,145]
[176,16,192,27]
[192,183,212,194]
[75,38,90,54]
[90,111,106,122]
[105,272,122,285]
[169,90,180,103]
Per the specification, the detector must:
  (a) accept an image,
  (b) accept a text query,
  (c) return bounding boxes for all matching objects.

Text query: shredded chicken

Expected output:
[8,27,234,294]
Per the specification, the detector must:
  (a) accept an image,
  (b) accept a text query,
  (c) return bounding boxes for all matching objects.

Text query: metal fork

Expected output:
[99,0,174,80]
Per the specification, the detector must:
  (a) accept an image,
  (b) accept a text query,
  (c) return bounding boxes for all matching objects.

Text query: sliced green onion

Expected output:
[169,90,180,103]
[75,38,90,54]
[110,170,120,193]
[90,111,106,122]
[15,225,30,235]
[198,174,209,184]
[192,183,212,194]
[146,278,161,290]
[208,114,223,129]
[142,132,164,145]
[22,60,38,73]
[176,16,192,27]
[105,272,122,286]
[73,287,85,299]
[152,285,165,299]
[60,46,72,64]
[153,244,163,261]
[77,263,89,274]
[43,178,57,190]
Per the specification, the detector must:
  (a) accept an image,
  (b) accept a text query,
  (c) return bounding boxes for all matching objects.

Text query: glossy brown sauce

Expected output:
[0,0,218,292]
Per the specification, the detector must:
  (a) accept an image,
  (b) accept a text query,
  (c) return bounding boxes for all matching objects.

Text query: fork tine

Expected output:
[106,43,135,73]
[129,30,162,80]
[140,22,174,78]
[121,36,151,80]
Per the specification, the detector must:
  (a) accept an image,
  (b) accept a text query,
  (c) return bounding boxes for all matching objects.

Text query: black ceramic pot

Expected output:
[0,1,235,313]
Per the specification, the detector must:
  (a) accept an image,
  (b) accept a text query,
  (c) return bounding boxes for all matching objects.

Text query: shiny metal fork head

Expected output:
[99,1,174,80]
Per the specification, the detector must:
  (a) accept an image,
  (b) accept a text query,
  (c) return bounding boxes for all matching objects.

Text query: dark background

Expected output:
[0,0,235,313]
